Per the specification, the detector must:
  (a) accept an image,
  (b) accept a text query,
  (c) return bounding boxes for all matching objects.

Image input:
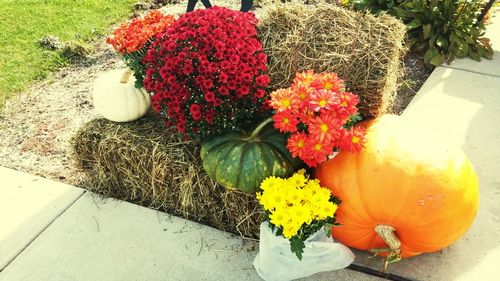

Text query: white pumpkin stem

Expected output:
[120,69,132,84]
[373,224,402,272]
[248,117,273,139]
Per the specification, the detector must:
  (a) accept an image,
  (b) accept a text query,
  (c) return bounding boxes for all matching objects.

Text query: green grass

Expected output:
[0,0,137,107]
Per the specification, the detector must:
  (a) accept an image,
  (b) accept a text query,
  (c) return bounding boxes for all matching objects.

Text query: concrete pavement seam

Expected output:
[441,65,500,78]
[0,191,87,273]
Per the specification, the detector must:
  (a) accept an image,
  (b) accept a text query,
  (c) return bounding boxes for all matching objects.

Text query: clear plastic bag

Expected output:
[253,222,355,281]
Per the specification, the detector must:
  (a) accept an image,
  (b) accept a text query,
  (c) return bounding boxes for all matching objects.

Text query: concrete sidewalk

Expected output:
[1,11,500,281]
[0,167,377,281]
[0,167,84,270]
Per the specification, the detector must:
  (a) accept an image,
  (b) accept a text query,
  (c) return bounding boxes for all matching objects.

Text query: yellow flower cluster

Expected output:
[256,170,338,239]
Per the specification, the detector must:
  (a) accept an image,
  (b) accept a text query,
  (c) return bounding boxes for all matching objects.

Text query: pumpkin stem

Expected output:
[373,225,402,272]
[248,117,273,139]
[120,69,132,84]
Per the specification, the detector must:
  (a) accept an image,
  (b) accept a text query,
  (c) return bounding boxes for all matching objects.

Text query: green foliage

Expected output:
[353,0,493,67]
[352,0,406,14]
[290,236,306,260]
[0,0,137,107]
[343,113,363,129]
[123,48,149,89]
[287,217,338,260]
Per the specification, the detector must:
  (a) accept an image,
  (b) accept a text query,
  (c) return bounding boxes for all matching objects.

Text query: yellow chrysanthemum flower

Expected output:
[269,207,288,227]
[287,171,307,188]
[258,171,339,240]
[290,204,312,225]
[283,221,302,239]
[286,187,303,205]
[316,202,338,220]
[304,178,322,193]
[260,176,284,191]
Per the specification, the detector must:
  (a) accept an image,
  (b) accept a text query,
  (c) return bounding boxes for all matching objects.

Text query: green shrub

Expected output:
[352,0,405,14]
[353,0,493,66]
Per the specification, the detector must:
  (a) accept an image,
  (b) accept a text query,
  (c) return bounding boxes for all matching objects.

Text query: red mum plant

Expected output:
[269,71,366,167]
[143,7,270,141]
[106,10,175,87]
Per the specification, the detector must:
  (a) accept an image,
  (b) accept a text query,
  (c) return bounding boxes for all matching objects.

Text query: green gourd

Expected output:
[201,119,302,193]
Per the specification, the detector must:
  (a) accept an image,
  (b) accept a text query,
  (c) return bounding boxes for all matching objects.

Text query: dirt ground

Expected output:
[0,1,430,185]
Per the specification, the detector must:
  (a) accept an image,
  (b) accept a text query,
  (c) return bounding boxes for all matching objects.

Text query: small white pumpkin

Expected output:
[92,69,151,122]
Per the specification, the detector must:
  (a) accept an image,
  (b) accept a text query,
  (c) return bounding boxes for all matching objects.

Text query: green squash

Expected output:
[200,118,302,193]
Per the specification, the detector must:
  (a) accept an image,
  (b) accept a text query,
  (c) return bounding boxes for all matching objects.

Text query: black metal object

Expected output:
[477,0,497,25]
[347,264,421,281]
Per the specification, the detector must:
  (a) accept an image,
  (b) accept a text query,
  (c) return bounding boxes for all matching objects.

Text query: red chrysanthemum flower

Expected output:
[190,104,201,115]
[144,7,270,141]
[204,91,215,103]
[255,75,271,87]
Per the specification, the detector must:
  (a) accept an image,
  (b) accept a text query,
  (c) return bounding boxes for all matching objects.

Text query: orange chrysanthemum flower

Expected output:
[286,131,308,159]
[270,88,301,113]
[303,137,335,167]
[308,89,339,112]
[291,83,313,106]
[293,70,315,87]
[308,113,342,142]
[107,10,175,54]
[338,126,366,153]
[337,91,360,118]
[298,109,316,125]
[270,71,364,168]
[310,73,344,93]
[273,111,299,133]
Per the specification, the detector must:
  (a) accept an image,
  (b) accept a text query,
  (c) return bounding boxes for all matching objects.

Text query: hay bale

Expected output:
[258,1,407,117]
[71,113,262,238]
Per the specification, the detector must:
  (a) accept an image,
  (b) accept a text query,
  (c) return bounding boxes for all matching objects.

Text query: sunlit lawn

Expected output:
[0,0,137,107]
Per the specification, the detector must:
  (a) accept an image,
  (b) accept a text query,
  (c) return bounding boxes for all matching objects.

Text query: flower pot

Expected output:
[92,69,151,122]
[253,222,354,281]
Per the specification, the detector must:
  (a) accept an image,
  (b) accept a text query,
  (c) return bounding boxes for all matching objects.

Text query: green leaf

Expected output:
[469,48,481,61]
[430,53,445,66]
[459,40,469,56]
[290,236,305,261]
[470,27,480,38]
[324,222,334,237]
[406,19,422,30]
[436,36,449,49]
[413,41,427,52]
[404,1,414,9]
[422,24,432,39]
[344,113,363,129]
[424,47,437,63]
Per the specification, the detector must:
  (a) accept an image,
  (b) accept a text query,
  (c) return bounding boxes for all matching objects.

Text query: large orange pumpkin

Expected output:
[315,115,478,263]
